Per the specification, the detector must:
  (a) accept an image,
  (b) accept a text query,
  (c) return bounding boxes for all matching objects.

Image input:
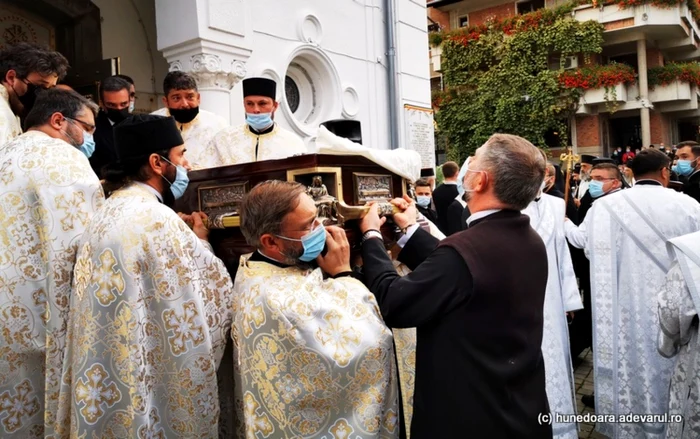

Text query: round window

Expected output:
[285,75,300,114]
[281,46,341,137]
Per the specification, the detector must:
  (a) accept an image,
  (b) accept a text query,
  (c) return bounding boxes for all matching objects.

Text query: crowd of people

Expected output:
[2,41,700,439]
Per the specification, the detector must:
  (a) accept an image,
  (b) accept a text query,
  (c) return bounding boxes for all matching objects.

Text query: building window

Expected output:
[517,0,545,15]
[280,46,342,137]
[431,76,443,92]
[458,15,469,27]
[285,75,300,113]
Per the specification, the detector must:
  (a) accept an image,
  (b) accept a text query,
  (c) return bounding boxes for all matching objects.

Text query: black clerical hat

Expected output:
[573,163,581,173]
[420,168,435,177]
[580,154,596,165]
[593,157,615,165]
[243,77,276,99]
[321,119,362,144]
[113,114,183,161]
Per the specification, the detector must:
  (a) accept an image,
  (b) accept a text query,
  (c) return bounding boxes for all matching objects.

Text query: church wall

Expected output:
[240,0,415,151]
[91,0,169,113]
[148,0,433,154]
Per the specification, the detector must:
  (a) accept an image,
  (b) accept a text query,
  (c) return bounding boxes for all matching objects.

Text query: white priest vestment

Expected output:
[565,183,700,438]
[53,183,233,438]
[232,255,399,439]
[0,86,22,147]
[523,193,582,439]
[208,122,308,165]
[391,217,443,439]
[151,108,229,170]
[658,231,700,439]
[0,131,103,437]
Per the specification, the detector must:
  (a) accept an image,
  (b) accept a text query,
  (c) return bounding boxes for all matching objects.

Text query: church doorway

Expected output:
[0,0,115,99]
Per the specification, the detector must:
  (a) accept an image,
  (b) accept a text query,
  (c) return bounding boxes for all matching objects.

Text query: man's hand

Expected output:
[574,198,581,208]
[359,203,386,234]
[391,195,418,230]
[317,226,352,276]
[191,212,209,241]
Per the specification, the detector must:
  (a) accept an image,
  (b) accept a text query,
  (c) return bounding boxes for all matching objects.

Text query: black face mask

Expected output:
[105,107,130,124]
[169,107,199,124]
[18,81,39,115]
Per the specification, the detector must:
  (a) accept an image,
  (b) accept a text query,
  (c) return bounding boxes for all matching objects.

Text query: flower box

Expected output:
[650,80,693,103]
[582,83,628,104]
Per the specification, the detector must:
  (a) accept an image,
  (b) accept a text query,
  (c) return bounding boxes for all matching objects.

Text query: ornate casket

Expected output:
[175,154,410,277]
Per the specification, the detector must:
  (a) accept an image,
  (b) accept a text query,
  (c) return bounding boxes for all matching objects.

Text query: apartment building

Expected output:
[428,0,700,156]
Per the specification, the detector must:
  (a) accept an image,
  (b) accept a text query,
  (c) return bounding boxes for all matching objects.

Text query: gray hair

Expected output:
[240,180,307,249]
[545,163,556,178]
[478,133,546,210]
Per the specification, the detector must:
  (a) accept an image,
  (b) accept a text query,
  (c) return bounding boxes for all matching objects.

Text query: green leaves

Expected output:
[435,3,605,162]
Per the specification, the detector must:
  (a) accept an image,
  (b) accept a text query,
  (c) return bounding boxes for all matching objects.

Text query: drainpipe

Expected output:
[385,0,399,149]
[638,38,651,149]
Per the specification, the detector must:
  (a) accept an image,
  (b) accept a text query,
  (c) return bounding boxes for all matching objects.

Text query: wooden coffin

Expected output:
[174,154,409,277]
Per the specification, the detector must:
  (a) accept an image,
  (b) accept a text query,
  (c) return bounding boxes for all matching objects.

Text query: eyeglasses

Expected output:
[590,177,617,182]
[282,217,322,234]
[65,116,96,134]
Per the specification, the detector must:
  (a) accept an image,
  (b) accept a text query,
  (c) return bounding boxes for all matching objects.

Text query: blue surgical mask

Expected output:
[276,222,327,262]
[673,160,696,176]
[79,131,95,159]
[160,157,189,200]
[456,157,471,196]
[64,118,96,158]
[588,180,605,198]
[416,195,431,208]
[246,113,274,132]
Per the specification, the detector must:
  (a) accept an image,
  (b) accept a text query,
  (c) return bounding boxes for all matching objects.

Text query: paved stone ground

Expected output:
[573,348,607,438]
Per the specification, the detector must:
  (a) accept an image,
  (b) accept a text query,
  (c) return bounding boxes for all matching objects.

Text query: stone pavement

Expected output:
[573,348,607,439]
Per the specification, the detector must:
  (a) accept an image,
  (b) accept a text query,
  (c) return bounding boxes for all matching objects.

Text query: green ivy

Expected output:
[434,6,604,162]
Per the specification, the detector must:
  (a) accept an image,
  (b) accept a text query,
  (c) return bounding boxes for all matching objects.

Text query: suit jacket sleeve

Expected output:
[397,227,440,270]
[362,233,471,328]
[446,201,465,236]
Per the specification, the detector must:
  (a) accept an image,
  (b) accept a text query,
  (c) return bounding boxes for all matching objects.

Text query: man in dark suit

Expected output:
[445,193,470,235]
[413,177,438,224]
[359,133,552,439]
[674,140,700,204]
[90,76,132,178]
[431,161,459,234]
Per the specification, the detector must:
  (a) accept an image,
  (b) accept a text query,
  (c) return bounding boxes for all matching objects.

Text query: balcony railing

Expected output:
[578,79,699,114]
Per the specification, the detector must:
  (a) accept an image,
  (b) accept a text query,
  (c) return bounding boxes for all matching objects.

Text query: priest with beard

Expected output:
[151,71,229,170]
[208,77,308,164]
[231,180,399,439]
[543,163,578,224]
[0,88,103,438]
[55,114,233,437]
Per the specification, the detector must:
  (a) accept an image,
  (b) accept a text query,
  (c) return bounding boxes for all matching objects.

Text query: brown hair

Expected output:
[415,178,432,188]
[592,163,623,181]
[442,161,459,178]
[240,180,307,249]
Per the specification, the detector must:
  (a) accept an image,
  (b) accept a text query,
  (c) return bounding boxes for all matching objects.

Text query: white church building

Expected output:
[0,0,435,164]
